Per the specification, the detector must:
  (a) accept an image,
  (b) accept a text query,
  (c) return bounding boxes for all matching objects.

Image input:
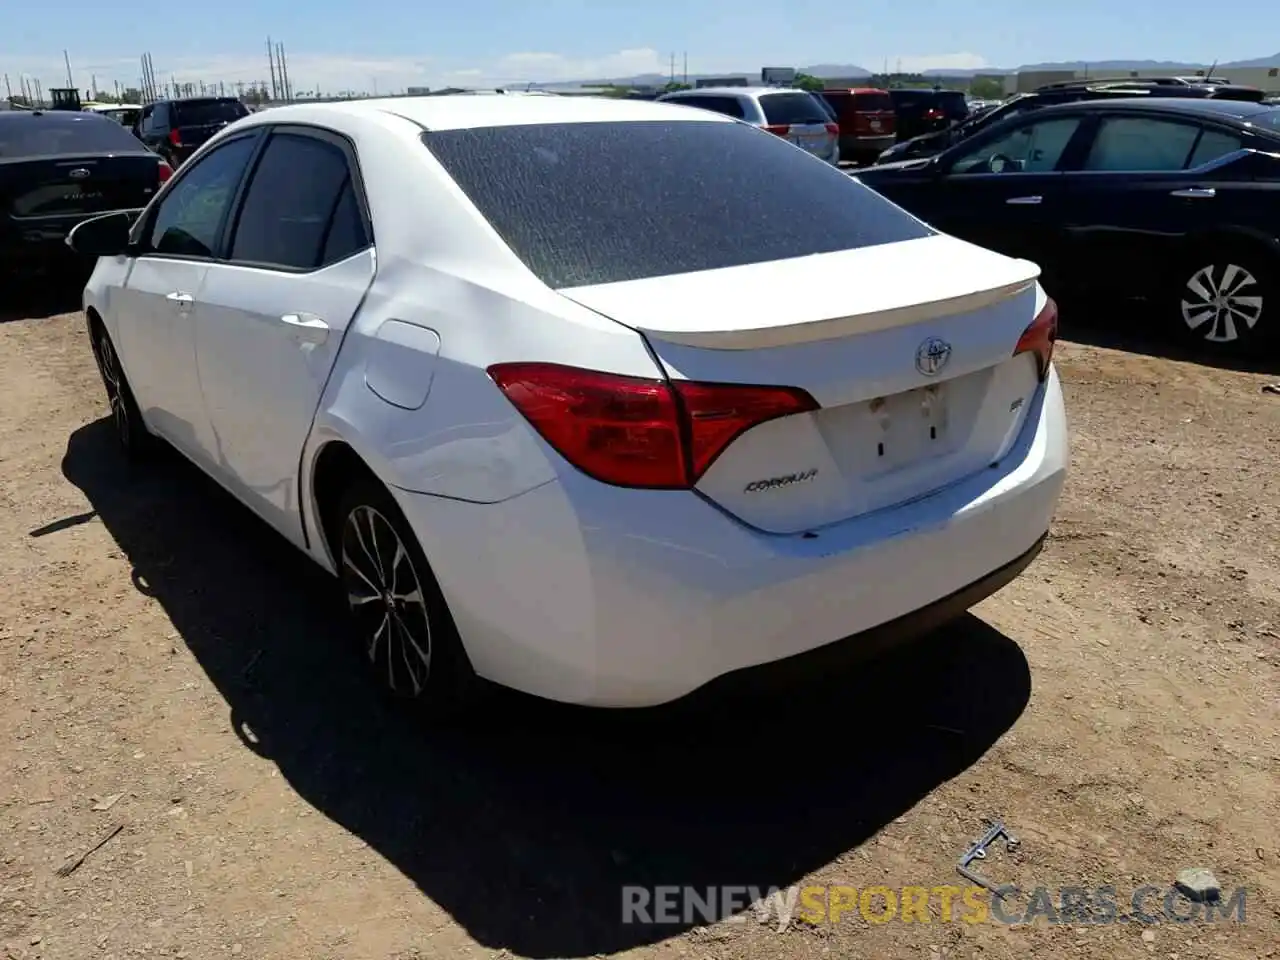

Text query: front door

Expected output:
[191,128,375,547]
[926,113,1089,288]
[113,133,261,458]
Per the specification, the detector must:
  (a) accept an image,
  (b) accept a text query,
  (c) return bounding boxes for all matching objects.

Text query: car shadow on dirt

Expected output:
[1061,298,1280,376]
[62,417,1033,959]
[1,269,88,324]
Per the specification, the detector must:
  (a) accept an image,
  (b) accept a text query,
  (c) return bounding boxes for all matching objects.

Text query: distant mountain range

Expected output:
[549,53,1280,88]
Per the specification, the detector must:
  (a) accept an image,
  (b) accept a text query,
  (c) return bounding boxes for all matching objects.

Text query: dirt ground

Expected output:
[0,296,1277,960]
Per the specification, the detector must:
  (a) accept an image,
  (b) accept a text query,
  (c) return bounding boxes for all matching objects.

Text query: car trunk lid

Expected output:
[1,154,161,220]
[558,234,1047,534]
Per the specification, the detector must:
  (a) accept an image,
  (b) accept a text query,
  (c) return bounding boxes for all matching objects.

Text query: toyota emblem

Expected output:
[915,337,952,376]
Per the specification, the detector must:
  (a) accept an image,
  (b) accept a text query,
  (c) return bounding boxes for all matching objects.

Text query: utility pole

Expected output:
[64,50,73,87]
[267,36,278,100]
[683,52,688,85]
[278,42,291,101]
[3,74,10,100]
[669,52,675,84]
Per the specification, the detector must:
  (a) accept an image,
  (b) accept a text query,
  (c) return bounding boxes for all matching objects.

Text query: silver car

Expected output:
[657,86,839,164]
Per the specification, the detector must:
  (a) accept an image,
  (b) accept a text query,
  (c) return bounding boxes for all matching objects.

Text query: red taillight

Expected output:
[168,128,182,147]
[824,122,839,136]
[157,160,173,183]
[1013,298,1059,381]
[924,107,945,121]
[762,124,791,136]
[487,362,818,489]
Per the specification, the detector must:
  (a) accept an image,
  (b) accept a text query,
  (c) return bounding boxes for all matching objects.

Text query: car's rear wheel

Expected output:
[1170,249,1275,355]
[90,323,153,461]
[334,478,478,716]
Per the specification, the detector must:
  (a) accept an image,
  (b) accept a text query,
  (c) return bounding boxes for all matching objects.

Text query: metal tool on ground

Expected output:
[957,820,1019,897]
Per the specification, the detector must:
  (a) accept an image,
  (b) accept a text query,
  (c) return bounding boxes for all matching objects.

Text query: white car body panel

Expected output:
[81,93,1069,708]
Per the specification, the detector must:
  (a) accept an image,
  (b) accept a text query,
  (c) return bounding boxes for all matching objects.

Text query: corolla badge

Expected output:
[68,168,91,179]
[915,337,952,376]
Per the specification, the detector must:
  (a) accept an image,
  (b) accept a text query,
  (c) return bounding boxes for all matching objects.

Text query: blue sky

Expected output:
[3,0,1276,95]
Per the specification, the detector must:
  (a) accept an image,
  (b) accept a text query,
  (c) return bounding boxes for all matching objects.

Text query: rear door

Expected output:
[170,99,249,152]
[192,125,375,546]
[1057,111,1258,296]
[758,91,836,161]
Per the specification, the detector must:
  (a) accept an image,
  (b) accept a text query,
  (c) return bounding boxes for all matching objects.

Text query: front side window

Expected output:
[950,117,1083,174]
[147,135,258,257]
[229,132,367,270]
[1084,117,1210,171]
[422,119,931,289]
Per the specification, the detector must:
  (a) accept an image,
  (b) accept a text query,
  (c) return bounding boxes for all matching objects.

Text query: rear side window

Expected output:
[0,115,143,157]
[759,92,830,125]
[422,120,931,289]
[172,99,249,126]
[229,133,369,269]
[852,92,893,112]
[1083,117,1225,171]
[674,95,745,120]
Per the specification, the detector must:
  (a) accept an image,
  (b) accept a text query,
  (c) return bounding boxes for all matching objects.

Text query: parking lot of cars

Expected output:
[0,85,1277,960]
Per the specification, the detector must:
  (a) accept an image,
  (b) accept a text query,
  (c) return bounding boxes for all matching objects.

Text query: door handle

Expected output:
[280,312,330,345]
[1006,195,1042,205]
[165,291,194,313]
[1170,187,1215,199]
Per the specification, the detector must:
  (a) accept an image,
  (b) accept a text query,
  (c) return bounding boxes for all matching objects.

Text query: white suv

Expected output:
[658,86,841,164]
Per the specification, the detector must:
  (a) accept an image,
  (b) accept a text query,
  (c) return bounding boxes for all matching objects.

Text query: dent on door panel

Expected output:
[363,319,442,410]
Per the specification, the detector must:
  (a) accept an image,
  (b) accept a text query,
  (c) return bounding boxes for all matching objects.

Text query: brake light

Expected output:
[924,107,945,121]
[157,160,173,183]
[824,122,839,136]
[487,363,818,489]
[762,124,791,136]
[1013,298,1059,381]
[168,128,182,147]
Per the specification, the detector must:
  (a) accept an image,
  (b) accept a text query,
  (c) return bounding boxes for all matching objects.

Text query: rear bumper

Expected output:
[395,367,1068,708]
[840,133,896,157]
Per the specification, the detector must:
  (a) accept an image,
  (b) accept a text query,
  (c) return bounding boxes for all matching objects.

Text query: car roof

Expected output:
[1036,96,1278,120]
[823,87,888,95]
[257,93,740,131]
[666,86,813,98]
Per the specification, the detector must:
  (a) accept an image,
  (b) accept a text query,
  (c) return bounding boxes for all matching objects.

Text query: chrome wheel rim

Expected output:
[340,505,432,695]
[1180,263,1263,343]
[94,333,131,446]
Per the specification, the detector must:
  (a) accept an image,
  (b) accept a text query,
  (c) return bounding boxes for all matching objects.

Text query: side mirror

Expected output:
[66,211,133,258]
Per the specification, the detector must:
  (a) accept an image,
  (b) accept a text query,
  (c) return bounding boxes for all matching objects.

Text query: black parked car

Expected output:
[133,96,250,167]
[878,79,1268,164]
[888,88,970,141]
[857,98,1280,355]
[0,110,168,274]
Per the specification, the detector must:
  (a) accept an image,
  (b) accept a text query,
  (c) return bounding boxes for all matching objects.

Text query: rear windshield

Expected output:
[0,114,144,157]
[422,120,932,289]
[758,92,831,126]
[172,99,249,126]
[1246,108,1280,132]
[852,92,893,111]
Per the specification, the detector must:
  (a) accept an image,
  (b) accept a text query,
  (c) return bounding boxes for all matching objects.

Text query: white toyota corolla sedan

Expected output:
[71,92,1068,712]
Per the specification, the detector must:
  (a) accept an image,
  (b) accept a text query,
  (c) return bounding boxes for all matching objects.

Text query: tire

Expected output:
[1167,246,1276,355]
[89,323,155,462]
[333,477,479,717]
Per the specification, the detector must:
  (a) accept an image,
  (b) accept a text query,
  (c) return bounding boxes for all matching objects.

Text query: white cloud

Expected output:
[888,52,990,73]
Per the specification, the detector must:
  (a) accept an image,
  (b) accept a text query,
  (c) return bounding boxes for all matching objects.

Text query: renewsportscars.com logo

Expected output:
[621,883,1248,931]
